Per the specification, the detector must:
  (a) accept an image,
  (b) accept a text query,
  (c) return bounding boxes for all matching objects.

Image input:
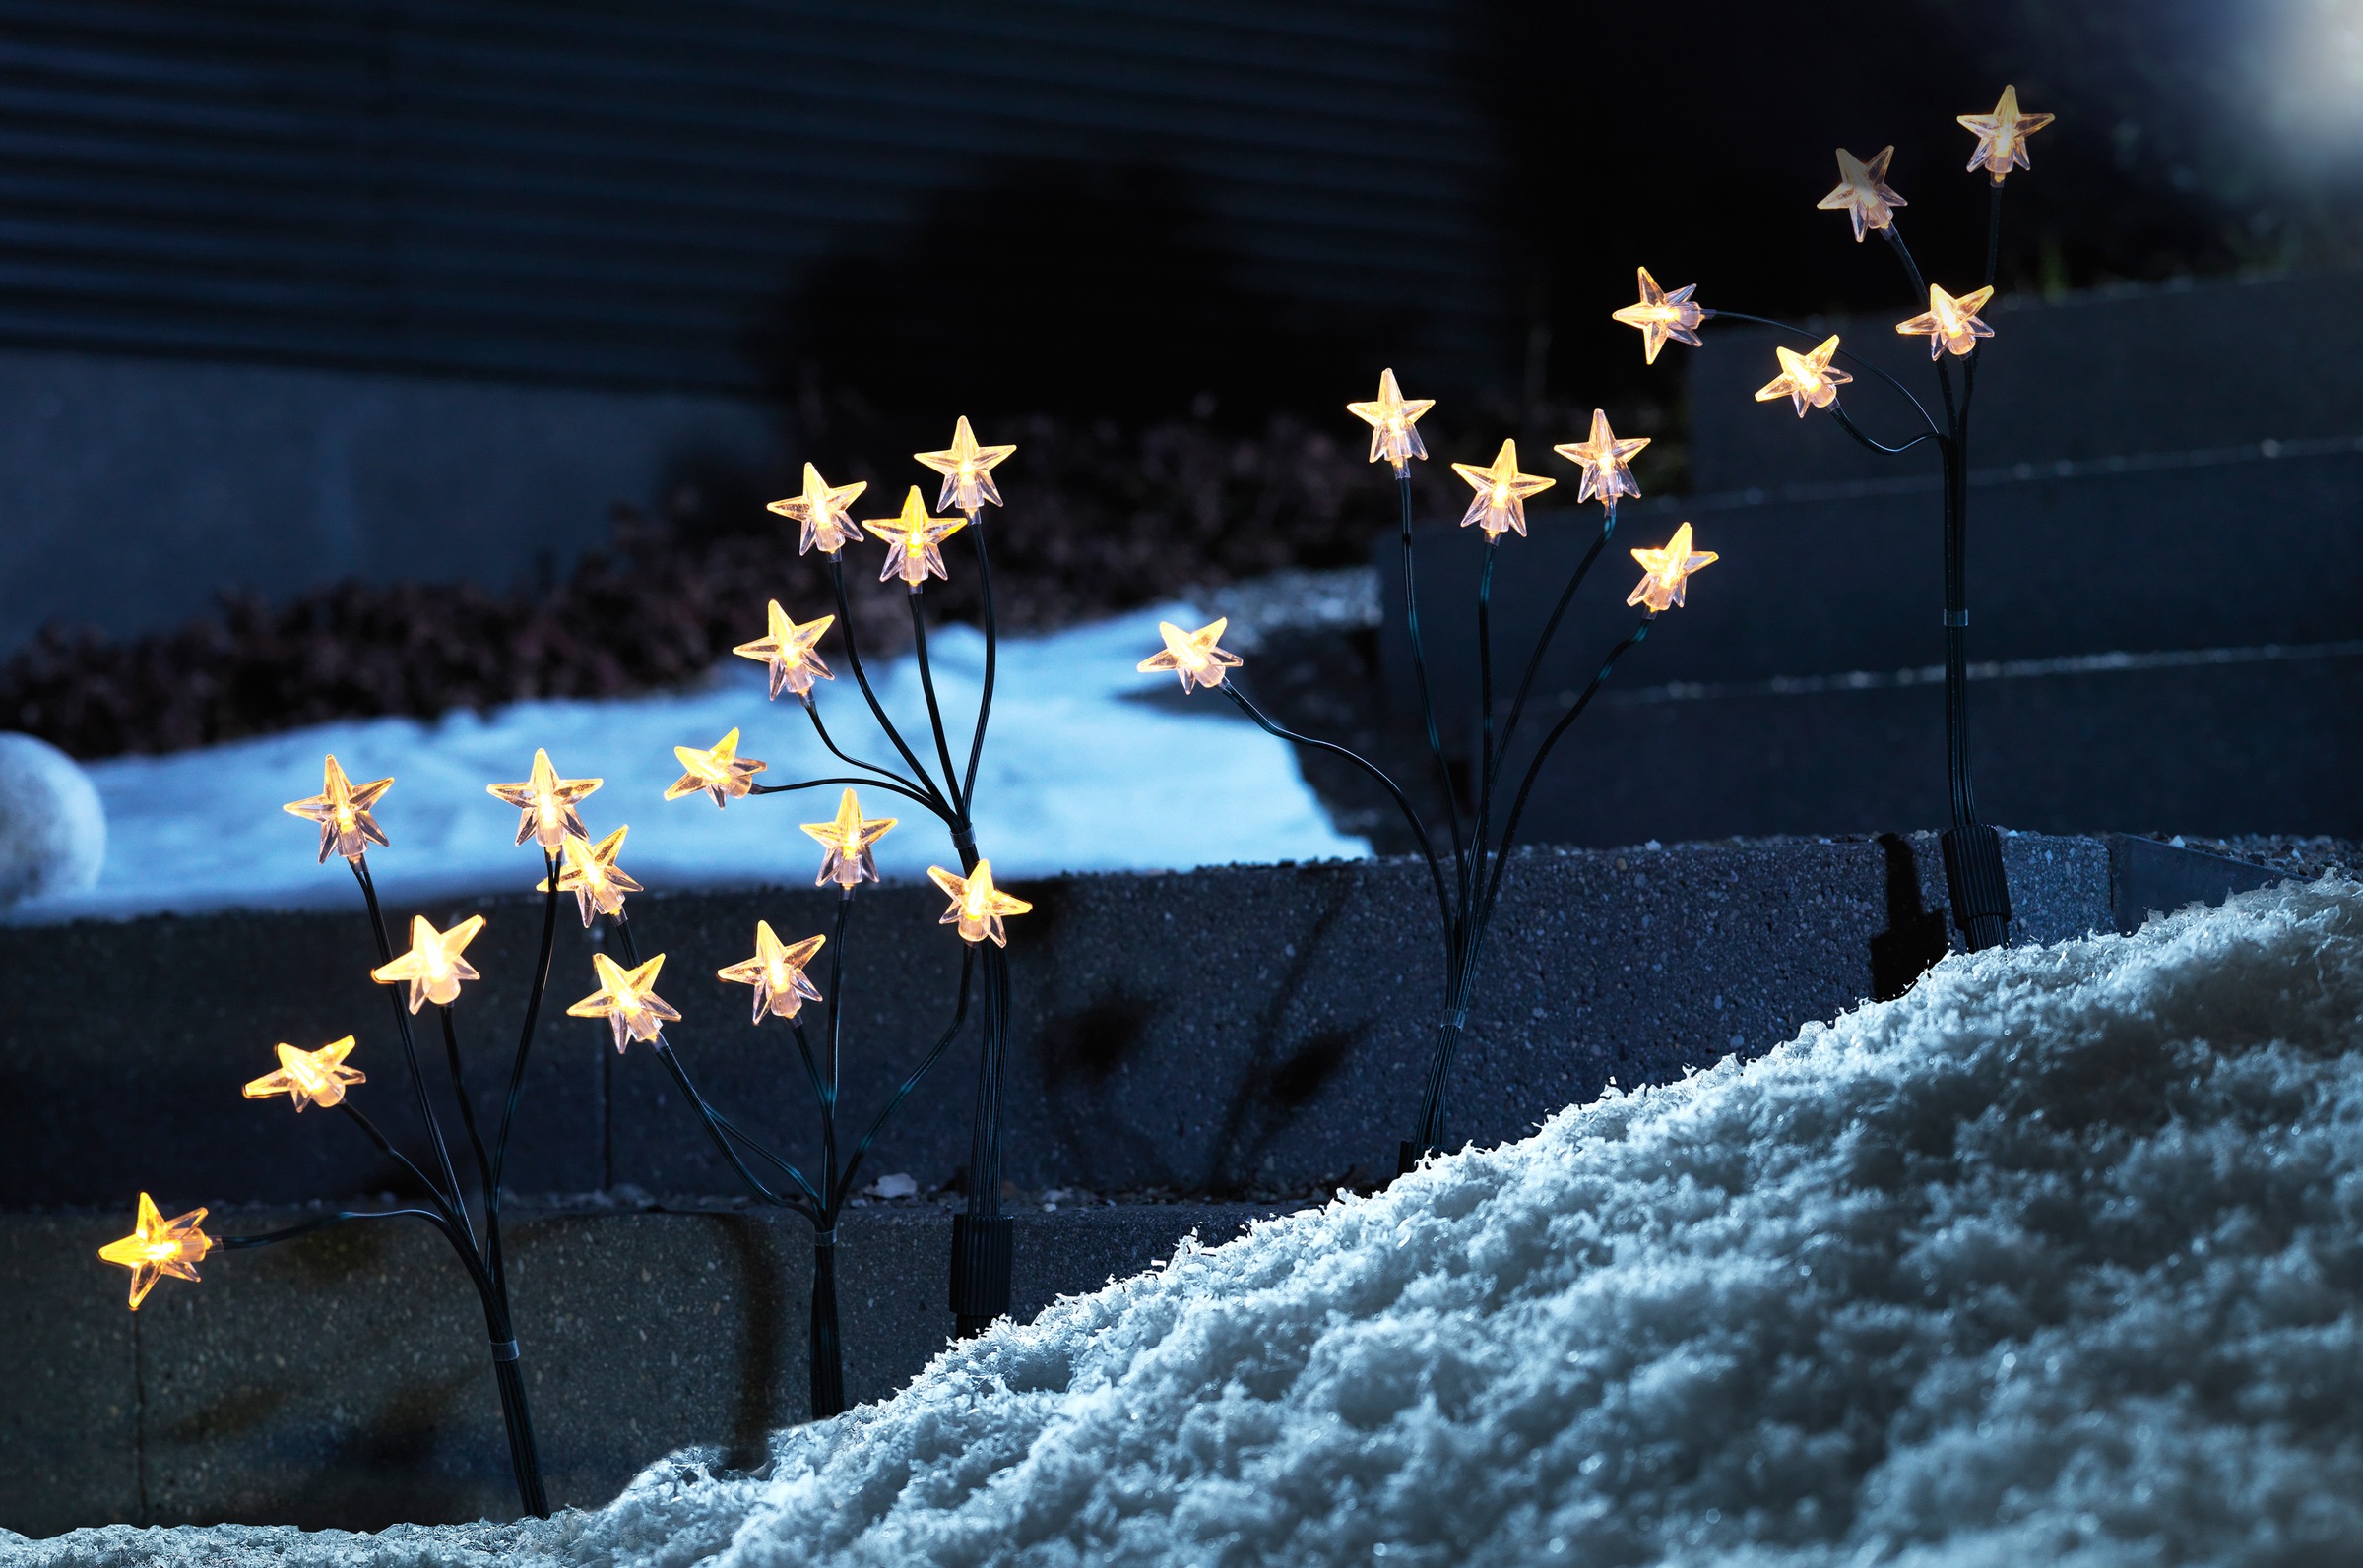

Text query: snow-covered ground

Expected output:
[21,879,2363,1566]
[9,604,1369,922]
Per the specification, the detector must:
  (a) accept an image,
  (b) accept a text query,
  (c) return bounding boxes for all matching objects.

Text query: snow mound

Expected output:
[20,878,2363,1566]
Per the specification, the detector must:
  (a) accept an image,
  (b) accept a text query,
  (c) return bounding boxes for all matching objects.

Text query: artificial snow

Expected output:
[16,878,2363,1566]
[5,605,1368,922]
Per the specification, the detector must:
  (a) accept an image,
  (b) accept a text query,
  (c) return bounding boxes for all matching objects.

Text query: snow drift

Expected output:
[20,877,2363,1566]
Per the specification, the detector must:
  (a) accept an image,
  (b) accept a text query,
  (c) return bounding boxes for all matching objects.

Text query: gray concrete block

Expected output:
[0,1214,140,1538]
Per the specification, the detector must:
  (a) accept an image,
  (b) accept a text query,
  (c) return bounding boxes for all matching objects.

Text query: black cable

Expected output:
[1484,507,1616,802]
[963,520,998,805]
[1393,471,1470,892]
[487,851,561,1290]
[803,698,930,800]
[1706,309,1945,440]
[749,775,941,809]
[907,588,968,822]
[827,553,955,817]
[349,856,474,1251]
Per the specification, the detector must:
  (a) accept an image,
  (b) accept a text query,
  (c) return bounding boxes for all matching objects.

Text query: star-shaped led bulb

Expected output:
[800,787,896,889]
[541,826,643,926]
[98,1193,213,1310]
[864,487,968,588]
[1755,335,1853,417]
[567,951,680,1052]
[733,600,835,701]
[1818,146,1907,241]
[1612,268,1708,365]
[1897,283,1996,359]
[915,416,1017,514]
[717,920,827,1024]
[369,914,487,1013]
[1450,439,1556,539]
[1627,523,1719,612]
[927,859,1032,947]
[1346,368,1435,471]
[665,727,767,808]
[243,1035,366,1112]
[283,754,394,864]
[767,463,869,555]
[1553,409,1650,507]
[1959,85,2053,183]
[1136,617,1244,694]
[484,749,602,851]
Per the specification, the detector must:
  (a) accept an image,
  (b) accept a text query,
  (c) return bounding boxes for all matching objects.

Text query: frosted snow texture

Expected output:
[16,879,2363,1565]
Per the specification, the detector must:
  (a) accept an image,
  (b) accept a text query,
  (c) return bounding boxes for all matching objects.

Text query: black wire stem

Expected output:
[827,553,957,819]
[350,856,473,1250]
[1395,470,1471,894]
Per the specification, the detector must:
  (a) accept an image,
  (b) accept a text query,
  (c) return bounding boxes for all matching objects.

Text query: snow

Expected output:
[6,605,1369,922]
[16,876,2363,1565]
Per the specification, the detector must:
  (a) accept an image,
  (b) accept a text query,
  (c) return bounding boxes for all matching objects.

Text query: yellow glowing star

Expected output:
[800,787,897,890]
[1136,617,1244,694]
[1958,84,2053,183]
[665,727,767,808]
[484,748,603,851]
[767,463,869,555]
[1450,439,1556,539]
[1612,268,1708,365]
[97,1193,213,1311]
[927,859,1033,948]
[567,951,680,1052]
[1755,335,1853,417]
[1345,367,1435,470]
[1897,283,1997,359]
[1627,523,1719,613]
[243,1035,366,1112]
[1553,409,1651,507]
[864,486,968,588]
[717,920,827,1024]
[540,826,643,926]
[369,914,487,1014]
[915,416,1018,514]
[1818,146,1907,241]
[733,600,836,701]
[283,754,394,864]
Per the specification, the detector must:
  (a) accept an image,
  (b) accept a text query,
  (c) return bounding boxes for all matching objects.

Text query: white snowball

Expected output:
[0,732,103,904]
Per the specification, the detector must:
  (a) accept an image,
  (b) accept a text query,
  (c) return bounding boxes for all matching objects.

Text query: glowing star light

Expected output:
[800,787,896,889]
[1756,335,1853,417]
[865,486,968,588]
[484,748,602,851]
[733,600,835,701]
[1346,368,1435,470]
[1554,409,1650,507]
[567,951,681,1052]
[1628,523,1719,613]
[717,920,826,1024]
[1818,146,1907,241]
[1136,617,1243,694]
[1450,439,1556,539]
[541,826,643,925]
[1959,85,2053,182]
[928,859,1033,948]
[283,754,394,863]
[98,1193,213,1310]
[915,416,1017,514]
[1612,268,1708,365]
[767,463,868,555]
[1897,283,1996,359]
[369,914,487,1013]
[243,1035,366,1112]
[666,727,767,808]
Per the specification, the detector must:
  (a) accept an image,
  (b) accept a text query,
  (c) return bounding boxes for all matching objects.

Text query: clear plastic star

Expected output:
[1627,523,1719,612]
[665,727,767,808]
[370,914,487,1013]
[242,1035,366,1112]
[1897,283,1996,358]
[767,463,869,555]
[540,826,643,926]
[1346,368,1435,470]
[1959,85,2053,183]
[717,920,827,1024]
[1818,146,1907,241]
[1612,268,1708,365]
[799,787,897,889]
[97,1193,213,1311]
[567,951,680,1052]
[1136,617,1244,694]
[865,486,969,588]
[1755,335,1854,416]
[283,754,394,864]
[484,748,603,851]
[915,417,1017,514]
[928,858,1032,947]
[733,600,835,701]
[1553,409,1651,507]
[1450,439,1557,538]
